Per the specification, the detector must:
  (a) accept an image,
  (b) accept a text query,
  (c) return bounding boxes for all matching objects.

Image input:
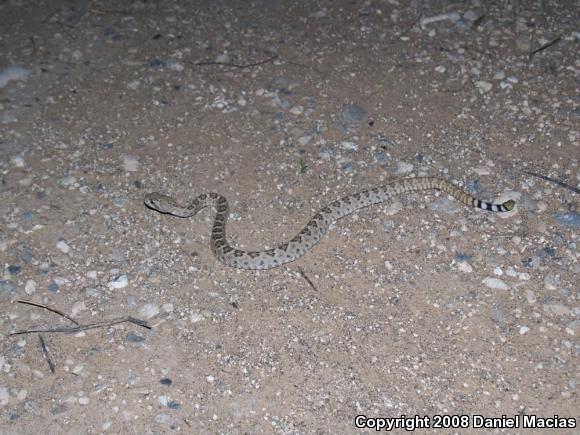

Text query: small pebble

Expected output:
[554,212,580,228]
[0,281,17,300]
[24,280,36,295]
[482,277,508,290]
[428,197,459,214]
[543,303,570,316]
[10,156,25,167]
[519,326,529,335]
[56,240,70,254]
[139,303,160,319]
[0,386,9,406]
[395,162,413,175]
[457,262,473,273]
[126,334,145,343]
[475,80,493,92]
[107,275,129,290]
[543,273,560,290]
[0,66,30,89]
[123,155,139,172]
[526,290,536,304]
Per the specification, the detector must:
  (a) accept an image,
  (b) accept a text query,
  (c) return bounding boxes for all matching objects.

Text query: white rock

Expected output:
[472,167,491,176]
[190,312,204,323]
[543,273,559,290]
[395,162,413,175]
[56,240,70,254]
[70,301,86,317]
[78,397,90,405]
[139,303,160,319]
[482,277,508,290]
[122,155,139,172]
[457,262,473,273]
[289,105,303,115]
[86,271,97,279]
[60,176,77,187]
[0,66,31,89]
[519,326,529,335]
[543,303,570,316]
[10,156,25,167]
[0,386,8,406]
[107,275,128,290]
[475,80,493,92]
[24,280,36,295]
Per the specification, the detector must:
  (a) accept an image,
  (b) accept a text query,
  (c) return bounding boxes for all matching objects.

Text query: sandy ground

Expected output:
[1,0,578,433]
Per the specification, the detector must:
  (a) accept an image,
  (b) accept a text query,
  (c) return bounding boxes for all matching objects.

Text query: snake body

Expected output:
[144,177,514,270]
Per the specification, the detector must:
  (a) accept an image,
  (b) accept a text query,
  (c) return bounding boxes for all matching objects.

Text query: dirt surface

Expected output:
[1,0,578,433]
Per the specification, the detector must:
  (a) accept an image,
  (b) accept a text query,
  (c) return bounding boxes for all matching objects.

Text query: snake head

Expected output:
[144,192,177,214]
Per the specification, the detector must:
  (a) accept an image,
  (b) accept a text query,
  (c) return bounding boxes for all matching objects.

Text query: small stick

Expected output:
[193,54,278,69]
[529,36,561,59]
[38,335,55,373]
[10,316,150,336]
[297,266,317,291]
[522,170,580,194]
[17,300,79,325]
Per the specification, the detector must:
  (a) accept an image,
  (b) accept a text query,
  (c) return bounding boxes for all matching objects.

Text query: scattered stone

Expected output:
[395,162,413,175]
[0,281,17,300]
[335,103,367,132]
[457,261,473,273]
[126,333,145,343]
[428,197,459,214]
[519,326,529,335]
[107,275,128,290]
[340,141,358,151]
[482,277,508,290]
[284,104,302,116]
[10,156,25,167]
[0,386,9,406]
[8,265,21,274]
[491,303,505,323]
[123,155,139,172]
[24,280,36,295]
[543,303,570,317]
[373,151,390,165]
[420,12,460,27]
[59,176,77,187]
[475,80,493,92]
[139,303,160,319]
[70,301,86,318]
[382,219,395,232]
[543,273,560,290]
[56,240,70,254]
[0,66,30,88]
[554,212,580,228]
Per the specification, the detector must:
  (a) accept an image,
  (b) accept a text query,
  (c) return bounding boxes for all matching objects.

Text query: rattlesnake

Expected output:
[144,177,515,270]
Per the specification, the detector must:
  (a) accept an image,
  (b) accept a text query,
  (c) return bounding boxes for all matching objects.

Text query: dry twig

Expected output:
[10,316,150,336]
[38,335,55,373]
[17,300,79,325]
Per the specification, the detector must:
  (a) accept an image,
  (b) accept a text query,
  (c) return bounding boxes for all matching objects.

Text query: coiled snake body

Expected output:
[144,177,514,270]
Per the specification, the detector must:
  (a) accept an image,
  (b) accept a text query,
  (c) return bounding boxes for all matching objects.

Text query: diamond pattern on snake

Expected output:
[144,176,515,270]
